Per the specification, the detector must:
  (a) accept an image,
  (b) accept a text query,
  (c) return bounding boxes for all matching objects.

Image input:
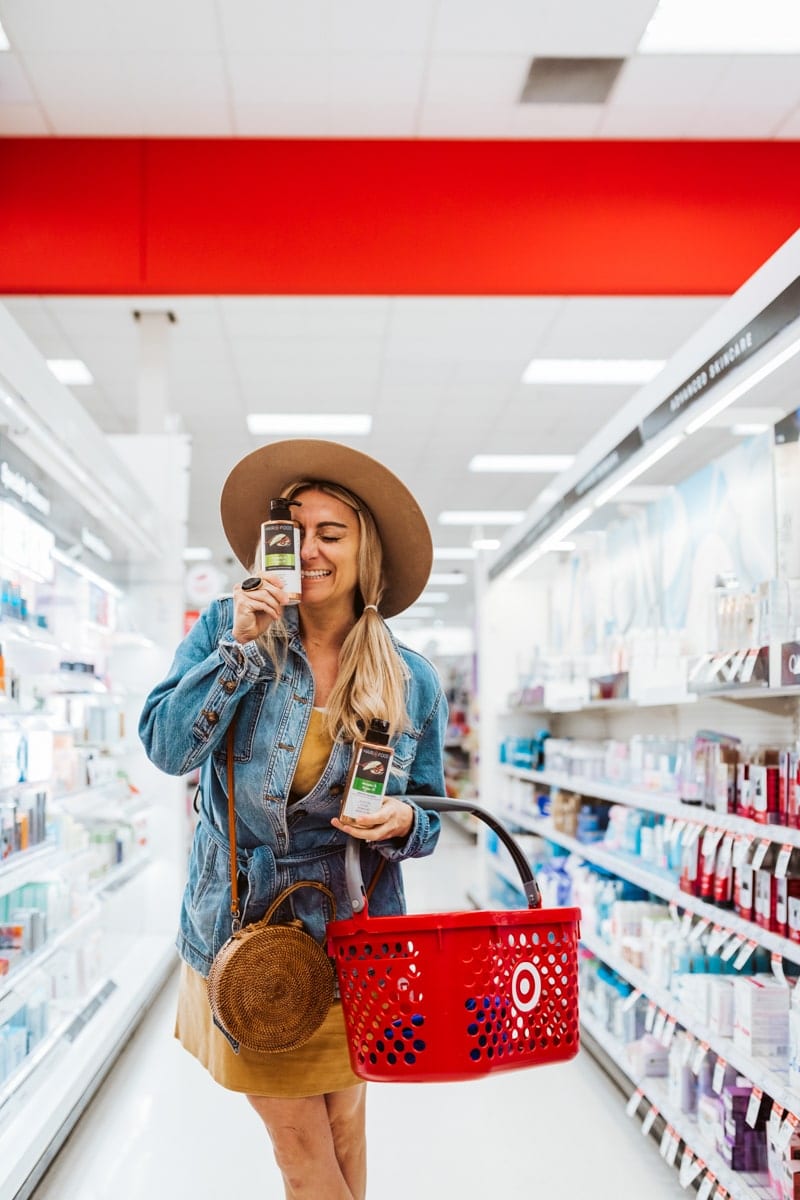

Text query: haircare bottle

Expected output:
[261,498,302,604]
[339,719,394,826]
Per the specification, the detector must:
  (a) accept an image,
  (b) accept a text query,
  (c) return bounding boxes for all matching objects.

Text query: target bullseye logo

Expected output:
[512,961,542,1012]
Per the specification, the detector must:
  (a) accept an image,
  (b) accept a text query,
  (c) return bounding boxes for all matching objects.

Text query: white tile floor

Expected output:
[32,822,686,1199]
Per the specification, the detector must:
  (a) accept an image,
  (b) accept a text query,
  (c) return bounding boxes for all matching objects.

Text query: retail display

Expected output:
[478,243,800,1199]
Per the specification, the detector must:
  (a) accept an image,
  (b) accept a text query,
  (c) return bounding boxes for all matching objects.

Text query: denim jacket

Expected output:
[139,598,446,983]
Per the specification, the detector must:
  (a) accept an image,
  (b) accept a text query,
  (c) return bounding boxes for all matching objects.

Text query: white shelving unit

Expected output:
[477,235,800,1196]
[0,308,191,1198]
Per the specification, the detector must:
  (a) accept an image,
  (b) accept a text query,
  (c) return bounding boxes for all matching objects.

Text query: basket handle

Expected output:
[344,796,542,915]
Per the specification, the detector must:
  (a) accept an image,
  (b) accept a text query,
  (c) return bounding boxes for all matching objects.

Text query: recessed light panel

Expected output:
[522,359,665,385]
[47,359,94,385]
[639,0,800,52]
[246,413,372,436]
[469,454,574,473]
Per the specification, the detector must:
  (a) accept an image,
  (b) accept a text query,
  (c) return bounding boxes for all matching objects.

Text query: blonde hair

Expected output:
[255,480,410,742]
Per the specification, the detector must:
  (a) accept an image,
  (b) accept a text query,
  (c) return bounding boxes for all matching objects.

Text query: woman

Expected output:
[139,439,447,1200]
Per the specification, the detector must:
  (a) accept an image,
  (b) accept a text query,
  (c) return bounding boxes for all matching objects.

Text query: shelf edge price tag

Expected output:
[712,1057,727,1094]
[697,1171,716,1200]
[752,839,772,871]
[679,1150,694,1189]
[660,1123,672,1158]
[707,923,727,955]
[775,843,793,879]
[680,910,694,937]
[662,1016,678,1048]
[645,1001,657,1033]
[689,917,711,943]
[641,1103,659,1136]
[732,836,749,869]
[666,1130,681,1167]
[680,1034,695,1066]
[772,952,787,984]
[626,1088,644,1118]
[653,1008,668,1042]
[769,1101,784,1141]
[733,938,758,970]
[715,1187,728,1200]
[721,934,744,962]
[778,1112,800,1152]
[691,1039,710,1075]
[746,1086,764,1128]
[622,987,642,1013]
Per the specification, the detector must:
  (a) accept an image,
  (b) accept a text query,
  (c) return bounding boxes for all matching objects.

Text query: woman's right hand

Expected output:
[232,574,287,643]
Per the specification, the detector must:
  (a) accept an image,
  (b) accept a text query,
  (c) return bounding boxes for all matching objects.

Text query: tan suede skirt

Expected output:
[174,961,362,1098]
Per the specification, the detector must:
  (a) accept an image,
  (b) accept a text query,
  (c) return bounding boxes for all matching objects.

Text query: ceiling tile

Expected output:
[219,0,329,54]
[330,0,435,53]
[423,54,530,106]
[227,54,330,106]
[328,54,425,106]
[0,103,49,133]
[432,0,657,56]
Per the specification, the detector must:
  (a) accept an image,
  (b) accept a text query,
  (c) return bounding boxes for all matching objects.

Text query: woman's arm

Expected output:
[138,598,267,775]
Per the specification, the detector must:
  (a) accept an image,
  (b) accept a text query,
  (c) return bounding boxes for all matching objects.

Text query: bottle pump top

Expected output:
[368,719,390,745]
[269,497,301,521]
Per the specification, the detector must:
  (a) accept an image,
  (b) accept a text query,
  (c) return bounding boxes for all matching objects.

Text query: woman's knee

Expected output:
[247,1095,329,1174]
[326,1085,366,1152]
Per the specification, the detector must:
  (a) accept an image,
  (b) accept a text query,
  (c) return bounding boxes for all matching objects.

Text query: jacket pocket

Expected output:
[388,732,417,792]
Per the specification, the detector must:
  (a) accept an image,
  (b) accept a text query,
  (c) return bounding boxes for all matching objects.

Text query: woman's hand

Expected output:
[232,574,287,643]
[331,797,414,843]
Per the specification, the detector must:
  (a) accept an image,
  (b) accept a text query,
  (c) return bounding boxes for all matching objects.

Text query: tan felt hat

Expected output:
[220,439,432,618]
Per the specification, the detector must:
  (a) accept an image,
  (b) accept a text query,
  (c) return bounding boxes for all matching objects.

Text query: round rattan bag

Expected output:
[207,880,336,1053]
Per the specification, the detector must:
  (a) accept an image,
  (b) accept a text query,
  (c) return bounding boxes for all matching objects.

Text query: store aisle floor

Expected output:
[32,822,685,1200]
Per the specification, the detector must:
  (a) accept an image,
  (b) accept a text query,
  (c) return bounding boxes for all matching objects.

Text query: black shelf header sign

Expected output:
[489,274,800,582]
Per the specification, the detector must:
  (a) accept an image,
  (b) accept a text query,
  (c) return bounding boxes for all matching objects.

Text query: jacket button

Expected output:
[330,784,344,796]
[202,709,220,724]
[221,679,237,693]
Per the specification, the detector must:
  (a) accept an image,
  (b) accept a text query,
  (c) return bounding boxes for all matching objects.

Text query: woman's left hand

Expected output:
[331,797,414,843]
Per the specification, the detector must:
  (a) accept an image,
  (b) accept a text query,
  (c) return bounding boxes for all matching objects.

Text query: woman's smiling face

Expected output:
[293,487,361,611]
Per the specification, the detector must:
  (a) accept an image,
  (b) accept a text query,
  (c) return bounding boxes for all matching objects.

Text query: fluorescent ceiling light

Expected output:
[404,606,436,618]
[685,334,800,435]
[0,20,9,50]
[548,541,576,552]
[594,435,684,508]
[246,413,371,436]
[472,538,501,551]
[428,572,467,585]
[433,546,477,561]
[639,0,800,53]
[183,546,213,561]
[418,592,449,604]
[506,507,593,580]
[47,359,94,386]
[51,547,122,597]
[468,454,575,473]
[612,485,674,503]
[522,359,664,385]
[731,423,770,436]
[537,487,560,505]
[438,510,524,526]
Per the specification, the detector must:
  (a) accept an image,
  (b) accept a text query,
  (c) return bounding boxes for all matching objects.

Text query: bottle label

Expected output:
[340,745,393,820]
[261,521,302,598]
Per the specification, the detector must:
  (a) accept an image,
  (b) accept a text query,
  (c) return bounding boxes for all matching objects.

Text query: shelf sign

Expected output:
[626,1087,644,1117]
[712,1057,727,1094]
[641,1104,659,1135]
[81,526,112,563]
[680,1153,703,1190]
[746,1086,764,1128]
[778,1112,800,1152]
[697,1172,716,1200]
[0,460,50,516]
[781,642,800,686]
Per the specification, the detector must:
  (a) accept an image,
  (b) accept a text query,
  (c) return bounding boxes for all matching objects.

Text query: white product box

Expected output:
[733,976,791,1060]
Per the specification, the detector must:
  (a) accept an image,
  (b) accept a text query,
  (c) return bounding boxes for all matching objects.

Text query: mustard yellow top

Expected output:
[289,707,334,801]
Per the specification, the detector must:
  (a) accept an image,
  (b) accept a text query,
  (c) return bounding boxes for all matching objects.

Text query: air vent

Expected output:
[520,57,625,105]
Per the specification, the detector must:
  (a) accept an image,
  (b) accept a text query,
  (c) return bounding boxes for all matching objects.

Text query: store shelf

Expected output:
[503,809,800,969]
[581,1010,773,1200]
[0,903,100,1004]
[0,933,176,1200]
[0,842,59,890]
[506,691,696,716]
[503,765,800,850]
[581,927,800,1120]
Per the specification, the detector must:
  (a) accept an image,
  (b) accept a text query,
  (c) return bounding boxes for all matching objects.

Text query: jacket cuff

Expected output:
[218,637,267,682]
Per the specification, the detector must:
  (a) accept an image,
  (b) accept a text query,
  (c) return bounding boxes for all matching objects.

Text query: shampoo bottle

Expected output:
[339,719,394,826]
[261,498,302,603]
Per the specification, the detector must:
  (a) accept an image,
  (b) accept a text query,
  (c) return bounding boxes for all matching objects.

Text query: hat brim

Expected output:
[220,440,432,618]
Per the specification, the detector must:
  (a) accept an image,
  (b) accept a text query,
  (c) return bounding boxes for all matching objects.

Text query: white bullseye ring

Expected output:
[511,961,542,1012]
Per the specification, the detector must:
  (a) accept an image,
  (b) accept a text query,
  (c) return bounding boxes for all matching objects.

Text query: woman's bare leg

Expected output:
[247,1085,366,1200]
[326,1085,367,1200]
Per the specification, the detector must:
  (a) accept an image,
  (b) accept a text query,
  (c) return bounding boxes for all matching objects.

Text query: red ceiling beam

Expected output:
[1,138,799,295]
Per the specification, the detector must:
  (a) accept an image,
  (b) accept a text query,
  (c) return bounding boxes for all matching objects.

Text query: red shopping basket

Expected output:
[327,798,581,1084]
